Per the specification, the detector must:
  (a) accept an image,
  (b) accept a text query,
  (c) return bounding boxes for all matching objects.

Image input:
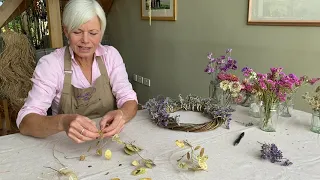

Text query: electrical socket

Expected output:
[137,75,143,84]
[133,74,138,82]
[143,78,151,86]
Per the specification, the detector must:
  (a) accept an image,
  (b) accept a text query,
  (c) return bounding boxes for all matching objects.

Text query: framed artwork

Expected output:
[141,0,177,21]
[247,0,320,26]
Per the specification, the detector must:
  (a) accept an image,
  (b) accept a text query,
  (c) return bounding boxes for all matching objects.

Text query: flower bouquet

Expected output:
[279,75,320,117]
[302,86,320,133]
[238,76,257,107]
[204,49,239,107]
[218,73,243,108]
[242,67,295,132]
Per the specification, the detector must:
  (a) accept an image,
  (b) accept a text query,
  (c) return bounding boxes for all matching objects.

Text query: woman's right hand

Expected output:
[60,114,100,143]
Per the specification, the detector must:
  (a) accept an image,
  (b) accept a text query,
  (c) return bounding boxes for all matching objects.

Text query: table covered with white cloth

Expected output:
[1,106,320,180]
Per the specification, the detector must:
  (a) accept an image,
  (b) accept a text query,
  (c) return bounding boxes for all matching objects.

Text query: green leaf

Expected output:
[178,162,188,169]
[124,147,135,155]
[175,140,185,148]
[104,149,112,160]
[125,144,136,152]
[132,160,140,166]
[96,149,102,156]
[200,148,205,157]
[67,172,78,180]
[132,144,142,152]
[131,167,147,176]
[194,146,201,150]
[145,163,153,169]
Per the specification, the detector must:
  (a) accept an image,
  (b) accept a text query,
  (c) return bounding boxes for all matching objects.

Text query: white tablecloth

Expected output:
[1,106,320,180]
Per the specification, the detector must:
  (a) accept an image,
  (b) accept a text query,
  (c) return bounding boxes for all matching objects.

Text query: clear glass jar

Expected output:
[240,93,253,107]
[311,110,320,134]
[249,95,261,118]
[260,102,279,132]
[279,93,294,117]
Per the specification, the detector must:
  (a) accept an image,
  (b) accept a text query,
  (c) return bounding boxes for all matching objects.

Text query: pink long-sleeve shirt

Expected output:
[16,44,138,128]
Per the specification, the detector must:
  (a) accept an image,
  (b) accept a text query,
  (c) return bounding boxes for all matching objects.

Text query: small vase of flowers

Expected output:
[302,86,320,134]
[242,67,296,132]
[279,76,320,117]
[204,49,239,107]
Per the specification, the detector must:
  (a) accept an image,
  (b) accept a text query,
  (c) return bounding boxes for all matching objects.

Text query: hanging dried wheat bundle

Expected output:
[0,31,36,111]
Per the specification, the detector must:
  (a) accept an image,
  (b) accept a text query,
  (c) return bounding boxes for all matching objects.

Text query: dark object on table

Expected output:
[233,132,245,146]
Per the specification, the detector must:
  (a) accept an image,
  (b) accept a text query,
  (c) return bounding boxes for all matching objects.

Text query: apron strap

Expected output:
[62,47,72,95]
[96,56,109,82]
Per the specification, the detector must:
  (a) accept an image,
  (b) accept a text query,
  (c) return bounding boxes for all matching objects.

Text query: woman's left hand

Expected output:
[100,110,125,138]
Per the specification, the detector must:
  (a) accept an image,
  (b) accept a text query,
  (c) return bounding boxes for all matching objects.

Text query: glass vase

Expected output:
[279,93,294,117]
[249,95,261,118]
[311,110,320,134]
[240,93,253,107]
[259,102,279,132]
[209,80,223,104]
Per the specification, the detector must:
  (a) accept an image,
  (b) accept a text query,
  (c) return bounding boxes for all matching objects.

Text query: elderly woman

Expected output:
[16,0,138,143]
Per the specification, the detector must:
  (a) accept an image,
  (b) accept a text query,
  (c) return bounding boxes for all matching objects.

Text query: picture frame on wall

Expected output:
[247,0,320,26]
[141,0,177,21]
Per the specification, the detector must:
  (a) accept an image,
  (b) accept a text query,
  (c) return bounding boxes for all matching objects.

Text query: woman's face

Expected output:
[65,15,102,60]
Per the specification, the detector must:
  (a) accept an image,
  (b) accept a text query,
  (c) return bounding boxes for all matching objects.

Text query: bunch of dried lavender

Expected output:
[259,142,292,166]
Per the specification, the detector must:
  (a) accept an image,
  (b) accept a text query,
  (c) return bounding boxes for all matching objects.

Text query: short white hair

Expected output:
[62,0,106,36]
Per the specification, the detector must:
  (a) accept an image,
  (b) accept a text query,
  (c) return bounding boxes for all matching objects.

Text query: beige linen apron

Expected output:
[58,47,116,119]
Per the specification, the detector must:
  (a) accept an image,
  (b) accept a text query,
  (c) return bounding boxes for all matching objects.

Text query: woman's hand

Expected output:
[61,114,100,143]
[100,110,126,138]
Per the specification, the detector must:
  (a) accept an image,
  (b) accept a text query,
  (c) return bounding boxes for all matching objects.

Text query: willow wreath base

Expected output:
[142,94,234,132]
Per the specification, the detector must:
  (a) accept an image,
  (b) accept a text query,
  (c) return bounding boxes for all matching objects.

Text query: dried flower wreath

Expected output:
[142,94,234,131]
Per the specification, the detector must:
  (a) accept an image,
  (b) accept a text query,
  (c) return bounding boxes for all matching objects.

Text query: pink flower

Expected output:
[266,79,276,89]
[259,81,267,90]
[309,78,320,85]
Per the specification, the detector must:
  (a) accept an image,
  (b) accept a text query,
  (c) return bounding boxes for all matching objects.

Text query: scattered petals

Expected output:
[79,155,86,161]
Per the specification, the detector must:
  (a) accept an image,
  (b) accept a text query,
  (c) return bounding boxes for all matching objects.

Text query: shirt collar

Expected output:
[68,44,106,63]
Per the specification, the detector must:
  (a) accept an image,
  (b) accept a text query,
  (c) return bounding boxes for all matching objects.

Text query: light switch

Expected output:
[143,78,151,87]
[133,74,138,81]
[137,75,143,84]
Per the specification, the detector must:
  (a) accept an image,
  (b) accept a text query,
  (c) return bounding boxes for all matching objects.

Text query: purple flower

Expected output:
[260,142,292,166]
[226,48,232,54]
[241,67,254,77]
[207,52,214,61]
[204,65,214,73]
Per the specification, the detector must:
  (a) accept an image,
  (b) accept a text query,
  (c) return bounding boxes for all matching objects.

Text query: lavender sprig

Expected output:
[259,142,292,166]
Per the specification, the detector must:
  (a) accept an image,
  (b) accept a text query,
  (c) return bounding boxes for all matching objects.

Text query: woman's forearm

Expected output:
[19,113,67,138]
[119,100,138,123]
